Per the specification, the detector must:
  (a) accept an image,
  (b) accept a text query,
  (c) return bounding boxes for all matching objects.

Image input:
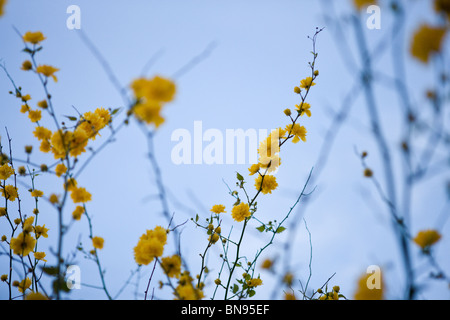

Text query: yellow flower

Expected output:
[64,178,78,191]
[70,186,92,203]
[161,255,182,278]
[248,163,260,176]
[92,236,104,250]
[34,251,47,262]
[410,24,447,64]
[0,163,14,180]
[18,277,32,293]
[33,126,52,141]
[261,259,273,270]
[299,77,316,90]
[25,292,49,300]
[296,102,312,117]
[21,60,33,71]
[210,204,226,214]
[34,225,49,239]
[40,139,51,153]
[254,174,278,195]
[49,193,59,204]
[78,108,110,140]
[208,233,220,244]
[131,76,176,103]
[10,232,36,256]
[22,31,46,44]
[28,109,42,122]
[20,104,30,113]
[133,226,168,265]
[2,184,19,201]
[55,163,67,177]
[413,229,441,250]
[37,100,48,109]
[231,202,251,222]
[30,189,44,198]
[133,100,165,127]
[353,271,383,300]
[72,206,85,220]
[247,278,263,288]
[286,123,307,143]
[353,0,377,11]
[36,65,59,82]
[284,292,297,300]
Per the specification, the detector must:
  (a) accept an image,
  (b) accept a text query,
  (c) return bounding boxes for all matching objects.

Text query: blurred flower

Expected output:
[410,24,447,64]
[413,229,441,250]
[22,31,46,44]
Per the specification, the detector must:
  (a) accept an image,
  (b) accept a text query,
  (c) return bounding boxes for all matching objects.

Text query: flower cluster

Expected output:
[130,76,176,127]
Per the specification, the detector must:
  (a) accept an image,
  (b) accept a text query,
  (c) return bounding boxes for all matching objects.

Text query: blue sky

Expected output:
[1,0,449,300]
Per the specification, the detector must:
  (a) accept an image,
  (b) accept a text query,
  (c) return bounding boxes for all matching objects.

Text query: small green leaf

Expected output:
[248,289,256,297]
[236,172,244,181]
[256,225,266,233]
[195,214,199,222]
[232,284,239,294]
[64,115,78,121]
[276,226,286,234]
[111,107,121,115]
[42,266,58,276]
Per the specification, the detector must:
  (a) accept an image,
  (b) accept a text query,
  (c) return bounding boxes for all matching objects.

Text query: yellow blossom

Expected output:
[30,189,44,198]
[37,100,48,109]
[413,229,441,250]
[410,24,447,64]
[21,60,32,71]
[231,202,251,222]
[49,193,59,204]
[161,255,182,278]
[10,232,36,256]
[286,123,307,143]
[247,278,263,288]
[28,109,42,122]
[34,225,49,239]
[70,186,92,203]
[18,277,32,293]
[300,77,316,90]
[22,31,46,44]
[72,206,85,220]
[55,163,67,177]
[248,163,261,176]
[33,127,52,141]
[92,236,104,250]
[2,184,19,201]
[25,292,49,300]
[134,226,168,265]
[354,271,384,300]
[210,204,226,214]
[36,65,59,82]
[34,251,47,262]
[296,102,312,117]
[254,174,278,195]
[0,163,14,180]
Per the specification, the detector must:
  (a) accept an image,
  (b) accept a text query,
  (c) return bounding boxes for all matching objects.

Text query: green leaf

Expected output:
[195,214,199,222]
[256,225,266,233]
[248,289,256,297]
[232,284,239,294]
[276,226,286,234]
[236,172,244,181]
[42,266,58,276]
[64,115,78,121]
[111,107,121,115]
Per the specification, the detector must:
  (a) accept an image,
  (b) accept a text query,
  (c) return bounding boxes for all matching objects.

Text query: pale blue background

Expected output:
[0,0,449,300]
